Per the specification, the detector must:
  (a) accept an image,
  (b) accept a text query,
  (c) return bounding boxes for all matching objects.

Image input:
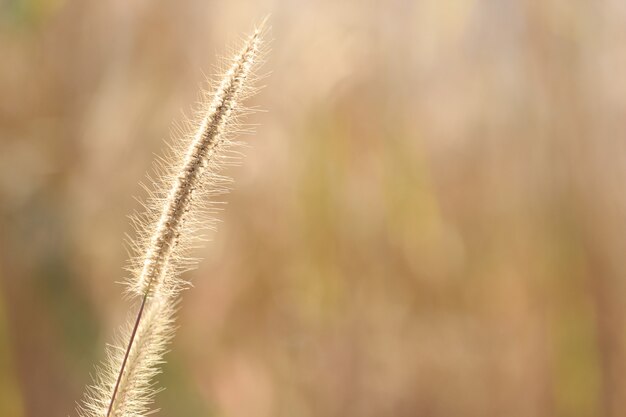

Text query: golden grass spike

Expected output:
[77,20,268,417]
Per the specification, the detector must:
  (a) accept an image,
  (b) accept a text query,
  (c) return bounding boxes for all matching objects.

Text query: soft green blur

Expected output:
[1,1,625,416]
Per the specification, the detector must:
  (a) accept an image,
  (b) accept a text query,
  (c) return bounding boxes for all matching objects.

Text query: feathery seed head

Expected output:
[129,22,266,300]
[78,20,268,417]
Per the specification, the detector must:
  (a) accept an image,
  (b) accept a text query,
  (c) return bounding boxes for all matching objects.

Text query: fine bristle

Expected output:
[78,20,268,417]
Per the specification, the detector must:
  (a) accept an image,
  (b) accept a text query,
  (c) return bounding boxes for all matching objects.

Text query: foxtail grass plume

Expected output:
[78,19,269,417]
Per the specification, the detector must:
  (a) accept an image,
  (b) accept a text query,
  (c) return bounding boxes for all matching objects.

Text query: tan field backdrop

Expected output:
[1,1,626,416]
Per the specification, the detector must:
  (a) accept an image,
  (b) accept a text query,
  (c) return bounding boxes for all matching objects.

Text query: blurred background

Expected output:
[1,0,626,416]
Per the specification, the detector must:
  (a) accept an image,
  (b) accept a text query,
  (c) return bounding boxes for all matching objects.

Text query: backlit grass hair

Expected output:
[78,19,269,417]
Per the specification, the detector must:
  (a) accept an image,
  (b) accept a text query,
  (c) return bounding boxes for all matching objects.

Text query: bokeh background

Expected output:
[1,1,626,416]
